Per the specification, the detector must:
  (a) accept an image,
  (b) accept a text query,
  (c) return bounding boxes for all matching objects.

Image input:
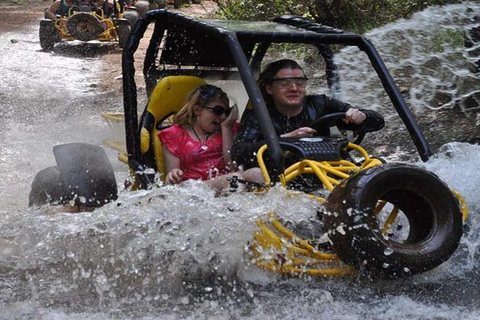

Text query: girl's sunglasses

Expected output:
[201,105,231,116]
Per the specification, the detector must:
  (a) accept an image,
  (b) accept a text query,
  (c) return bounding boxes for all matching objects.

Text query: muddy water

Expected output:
[0,3,480,320]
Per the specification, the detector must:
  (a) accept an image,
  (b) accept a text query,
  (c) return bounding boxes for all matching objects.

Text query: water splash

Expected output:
[1,2,480,319]
[335,2,480,151]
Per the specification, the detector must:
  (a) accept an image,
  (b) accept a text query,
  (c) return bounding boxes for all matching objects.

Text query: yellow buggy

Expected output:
[39,0,140,50]
[30,10,467,279]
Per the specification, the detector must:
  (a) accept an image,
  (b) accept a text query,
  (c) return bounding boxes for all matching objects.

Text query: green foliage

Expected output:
[216,0,463,32]
[215,0,310,21]
[430,29,465,53]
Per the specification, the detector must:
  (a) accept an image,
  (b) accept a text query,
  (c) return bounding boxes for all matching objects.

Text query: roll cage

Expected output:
[122,10,432,186]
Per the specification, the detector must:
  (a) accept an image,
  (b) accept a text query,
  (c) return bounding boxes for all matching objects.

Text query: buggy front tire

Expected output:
[324,163,463,278]
[39,20,59,51]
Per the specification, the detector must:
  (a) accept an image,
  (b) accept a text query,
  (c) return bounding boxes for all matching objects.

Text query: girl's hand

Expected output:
[166,169,183,184]
[221,104,239,130]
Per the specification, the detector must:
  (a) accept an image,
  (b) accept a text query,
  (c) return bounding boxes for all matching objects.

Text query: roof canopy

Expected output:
[150,12,350,70]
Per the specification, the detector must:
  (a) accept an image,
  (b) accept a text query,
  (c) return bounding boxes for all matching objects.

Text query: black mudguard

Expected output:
[52,143,118,207]
[29,144,118,208]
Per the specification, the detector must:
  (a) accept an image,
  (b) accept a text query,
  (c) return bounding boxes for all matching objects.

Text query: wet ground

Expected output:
[1,3,480,319]
[0,0,218,210]
[0,0,219,95]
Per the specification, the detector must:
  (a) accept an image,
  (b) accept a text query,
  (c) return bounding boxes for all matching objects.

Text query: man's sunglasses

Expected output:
[201,105,231,116]
[271,77,308,89]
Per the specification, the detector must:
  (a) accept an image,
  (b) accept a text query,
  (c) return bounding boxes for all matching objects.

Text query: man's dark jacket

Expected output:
[232,94,385,168]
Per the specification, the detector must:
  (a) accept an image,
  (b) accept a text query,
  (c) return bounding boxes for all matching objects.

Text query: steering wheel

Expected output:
[308,112,366,145]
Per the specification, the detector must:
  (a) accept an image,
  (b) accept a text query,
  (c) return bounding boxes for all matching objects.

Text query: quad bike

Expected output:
[39,0,140,51]
[30,11,468,279]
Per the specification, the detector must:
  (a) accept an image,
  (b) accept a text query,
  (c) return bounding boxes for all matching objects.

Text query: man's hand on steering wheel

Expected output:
[280,127,317,138]
[308,111,367,144]
[343,108,366,125]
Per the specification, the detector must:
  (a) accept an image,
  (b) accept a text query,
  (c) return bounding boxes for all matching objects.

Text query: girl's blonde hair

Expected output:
[173,85,229,127]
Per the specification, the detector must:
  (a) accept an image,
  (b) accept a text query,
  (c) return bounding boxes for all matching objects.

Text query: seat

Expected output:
[138,75,206,181]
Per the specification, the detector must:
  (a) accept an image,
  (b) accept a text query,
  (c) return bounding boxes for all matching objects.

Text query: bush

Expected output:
[216,0,463,33]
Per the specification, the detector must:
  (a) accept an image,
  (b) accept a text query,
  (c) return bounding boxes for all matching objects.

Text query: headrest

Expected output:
[146,75,207,124]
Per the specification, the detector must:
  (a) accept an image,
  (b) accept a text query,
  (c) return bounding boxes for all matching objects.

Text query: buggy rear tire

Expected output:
[39,20,59,51]
[29,166,67,206]
[29,143,118,208]
[324,163,463,278]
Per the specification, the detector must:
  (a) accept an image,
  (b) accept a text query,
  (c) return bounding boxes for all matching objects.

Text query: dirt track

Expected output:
[0,0,218,210]
[0,0,219,97]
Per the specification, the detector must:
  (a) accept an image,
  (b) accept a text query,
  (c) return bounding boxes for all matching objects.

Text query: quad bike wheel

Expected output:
[324,163,463,278]
[66,12,105,41]
[39,20,60,51]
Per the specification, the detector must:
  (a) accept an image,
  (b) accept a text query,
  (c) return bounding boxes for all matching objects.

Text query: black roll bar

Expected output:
[122,10,432,189]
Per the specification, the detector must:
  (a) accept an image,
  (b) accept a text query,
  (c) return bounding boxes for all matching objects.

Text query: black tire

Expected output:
[66,12,104,41]
[134,0,149,15]
[122,9,140,28]
[29,166,68,206]
[39,20,59,51]
[52,143,118,208]
[30,143,118,208]
[324,163,463,278]
[116,23,131,48]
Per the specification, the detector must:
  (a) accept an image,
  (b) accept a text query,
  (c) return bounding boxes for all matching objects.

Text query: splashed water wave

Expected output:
[0,2,480,319]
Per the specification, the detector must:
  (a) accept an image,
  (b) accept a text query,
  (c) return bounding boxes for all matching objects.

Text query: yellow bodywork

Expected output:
[251,143,469,277]
[250,143,384,276]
